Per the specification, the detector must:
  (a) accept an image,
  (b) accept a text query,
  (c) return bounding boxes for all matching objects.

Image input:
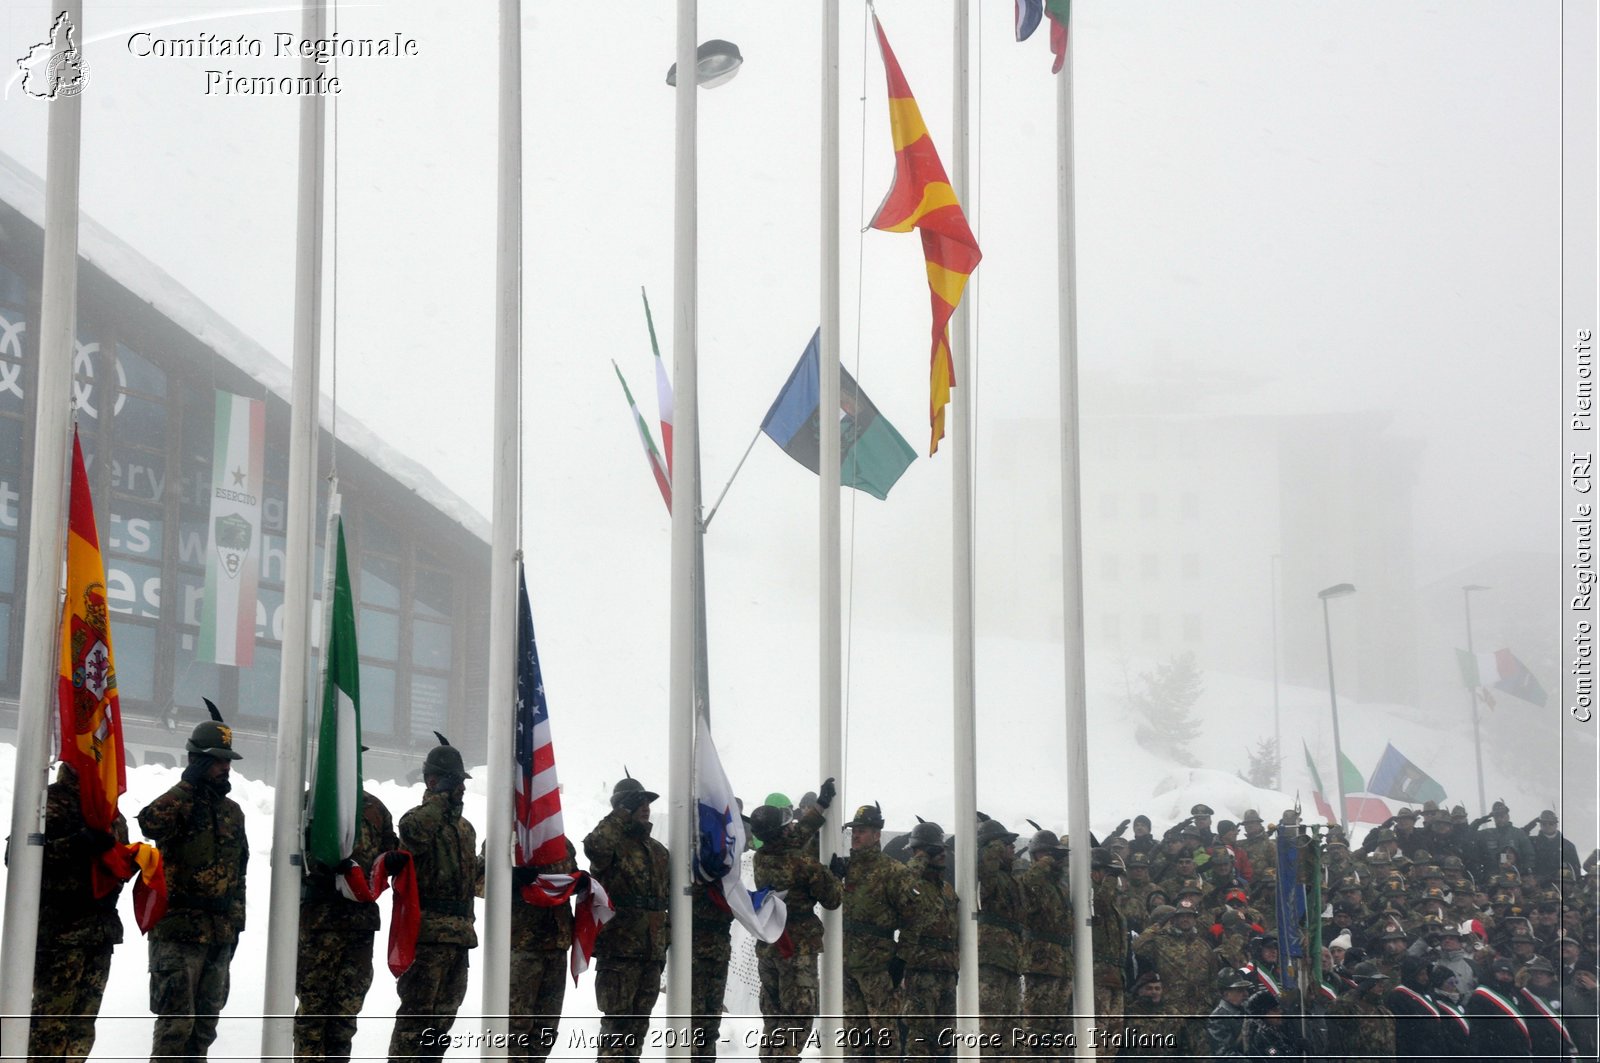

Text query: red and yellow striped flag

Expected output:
[869,14,982,456]
[58,426,126,832]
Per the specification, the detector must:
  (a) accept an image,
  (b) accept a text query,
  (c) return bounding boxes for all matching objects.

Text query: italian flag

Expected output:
[642,287,674,472]
[198,390,265,666]
[307,512,362,870]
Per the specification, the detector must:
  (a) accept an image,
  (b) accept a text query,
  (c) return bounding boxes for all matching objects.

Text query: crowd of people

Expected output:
[23,715,1599,1061]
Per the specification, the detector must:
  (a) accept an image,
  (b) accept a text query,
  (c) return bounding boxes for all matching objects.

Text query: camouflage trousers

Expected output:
[148,938,235,1062]
[901,968,957,1060]
[510,948,568,1063]
[758,945,819,1063]
[29,937,114,1063]
[388,941,470,1061]
[1091,981,1123,1059]
[842,964,901,1061]
[978,965,1020,1061]
[692,933,730,1062]
[1020,973,1072,1056]
[294,925,376,1062]
[595,956,664,1063]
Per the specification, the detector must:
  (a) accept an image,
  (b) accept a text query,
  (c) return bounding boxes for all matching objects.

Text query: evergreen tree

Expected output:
[1242,736,1280,788]
[1129,652,1205,765]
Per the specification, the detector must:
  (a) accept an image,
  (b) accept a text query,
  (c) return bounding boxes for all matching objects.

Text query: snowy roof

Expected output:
[0,147,490,544]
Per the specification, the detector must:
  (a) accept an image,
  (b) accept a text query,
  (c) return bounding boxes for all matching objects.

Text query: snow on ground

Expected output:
[0,640,1588,1059]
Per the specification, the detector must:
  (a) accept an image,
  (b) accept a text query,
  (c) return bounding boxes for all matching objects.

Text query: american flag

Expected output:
[514,562,567,866]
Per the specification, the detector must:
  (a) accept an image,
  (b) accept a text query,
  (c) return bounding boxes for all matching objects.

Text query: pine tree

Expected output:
[1129,652,1205,766]
[1243,736,1280,788]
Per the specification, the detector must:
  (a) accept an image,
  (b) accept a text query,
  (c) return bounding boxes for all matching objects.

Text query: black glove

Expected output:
[513,865,540,889]
[817,777,837,810]
[69,828,116,859]
[1382,817,1397,828]
[181,760,210,787]
[887,956,906,988]
[1524,819,1540,833]
[383,851,409,876]
[829,854,849,880]
[337,856,358,873]
[1470,814,1492,829]
[1111,818,1131,838]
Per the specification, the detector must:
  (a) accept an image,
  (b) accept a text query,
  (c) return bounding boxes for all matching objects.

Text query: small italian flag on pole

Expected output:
[307,507,362,872]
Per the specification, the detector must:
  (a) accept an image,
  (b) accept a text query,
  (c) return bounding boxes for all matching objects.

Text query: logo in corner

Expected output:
[17,12,90,100]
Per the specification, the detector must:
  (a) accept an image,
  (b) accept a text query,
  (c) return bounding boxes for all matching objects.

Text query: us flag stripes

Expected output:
[513,561,567,866]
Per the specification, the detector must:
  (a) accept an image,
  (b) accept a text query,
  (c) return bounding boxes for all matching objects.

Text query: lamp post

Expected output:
[1318,582,1356,833]
[1463,584,1490,816]
[1271,554,1283,788]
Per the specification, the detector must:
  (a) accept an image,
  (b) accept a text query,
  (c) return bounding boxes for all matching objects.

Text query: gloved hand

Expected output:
[828,854,849,880]
[817,777,837,810]
[337,856,358,873]
[512,865,540,888]
[383,851,409,876]
[1524,819,1540,833]
[1470,814,1492,829]
[1112,818,1132,837]
[69,829,116,859]
[1382,817,1397,828]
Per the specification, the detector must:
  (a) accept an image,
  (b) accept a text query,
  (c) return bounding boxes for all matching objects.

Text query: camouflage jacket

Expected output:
[1327,989,1396,1059]
[841,843,911,971]
[1239,833,1275,879]
[138,776,248,946]
[41,770,128,948]
[1092,877,1129,985]
[975,840,1024,974]
[898,854,959,973]
[1134,927,1214,1013]
[584,809,670,961]
[692,884,734,963]
[1019,853,1072,977]
[510,842,577,953]
[400,789,483,947]
[301,789,398,933]
[753,805,841,954]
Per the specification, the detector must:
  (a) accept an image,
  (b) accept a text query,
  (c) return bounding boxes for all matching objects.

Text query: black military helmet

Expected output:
[423,732,472,780]
[1350,961,1390,983]
[907,820,947,852]
[610,775,657,809]
[186,720,243,761]
[843,802,884,830]
[1217,968,1253,991]
[1246,989,1281,1015]
[975,818,1018,848]
[1190,803,1214,817]
[1149,904,1178,925]
[1524,956,1556,975]
[1028,828,1067,856]
[749,804,786,842]
[1090,847,1124,873]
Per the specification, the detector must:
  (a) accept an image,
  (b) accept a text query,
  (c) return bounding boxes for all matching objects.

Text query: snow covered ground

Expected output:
[1,641,1587,1060]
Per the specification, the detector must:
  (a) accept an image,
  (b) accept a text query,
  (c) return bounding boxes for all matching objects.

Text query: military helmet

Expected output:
[975,817,1018,848]
[1090,847,1124,873]
[1028,828,1067,856]
[186,719,243,761]
[1524,956,1556,975]
[610,775,657,809]
[1191,803,1214,817]
[1240,809,1263,824]
[1217,967,1253,991]
[1126,852,1150,868]
[749,804,786,842]
[844,802,884,830]
[1246,989,1281,1015]
[1350,961,1390,983]
[1148,905,1177,925]
[1539,809,1559,824]
[1177,879,1204,897]
[1279,809,1300,825]
[906,820,947,852]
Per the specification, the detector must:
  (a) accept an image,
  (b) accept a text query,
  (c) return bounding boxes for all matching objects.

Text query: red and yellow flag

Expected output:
[869,14,982,456]
[58,426,126,832]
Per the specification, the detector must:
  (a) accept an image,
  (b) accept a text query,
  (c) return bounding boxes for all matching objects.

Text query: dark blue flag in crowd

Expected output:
[1274,827,1307,990]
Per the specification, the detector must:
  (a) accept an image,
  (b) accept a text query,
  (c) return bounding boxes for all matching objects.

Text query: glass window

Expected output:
[72,338,109,422]
[109,502,164,559]
[104,558,162,619]
[0,307,26,416]
[115,622,156,702]
[0,414,24,475]
[0,602,9,676]
[359,607,400,662]
[256,585,285,643]
[115,394,167,448]
[414,569,452,621]
[173,633,221,712]
[360,555,401,610]
[238,644,281,719]
[361,663,395,735]
[362,515,401,557]
[410,673,450,737]
[0,535,14,594]
[412,619,452,671]
[116,342,166,396]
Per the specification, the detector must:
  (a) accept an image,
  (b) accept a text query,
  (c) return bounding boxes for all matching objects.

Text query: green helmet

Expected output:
[906,820,947,852]
[975,818,1018,848]
[1028,828,1067,856]
[611,776,658,810]
[749,804,786,842]
[1091,847,1125,873]
[186,720,242,761]
[423,743,470,779]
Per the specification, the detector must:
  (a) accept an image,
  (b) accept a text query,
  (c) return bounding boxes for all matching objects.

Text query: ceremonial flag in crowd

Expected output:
[519,868,614,982]
[761,328,918,501]
[694,718,787,943]
[1456,647,1548,708]
[612,360,672,513]
[513,561,566,866]
[868,14,982,456]
[1272,827,1306,989]
[641,288,674,472]
[1015,0,1071,72]
[1303,742,1391,825]
[307,511,362,872]
[59,425,167,930]
[1366,742,1448,805]
[198,390,265,667]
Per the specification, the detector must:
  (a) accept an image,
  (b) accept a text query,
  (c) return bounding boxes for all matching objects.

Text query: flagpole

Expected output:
[261,0,328,1054]
[480,0,523,1050]
[948,0,982,1052]
[0,1,84,1051]
[667,0,700,1050]
[817,1,845,1057]
[1056,34,1098,1063]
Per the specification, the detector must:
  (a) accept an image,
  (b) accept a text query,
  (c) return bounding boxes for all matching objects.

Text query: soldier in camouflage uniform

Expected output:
[897,822,960,1060]
[1118,971,1182,1058]
[138,716,249,1061]
[1325,961,1395,1061]
[1019,828,1073,1056]
[1089,848,1129,1057]
[585,776,671,1063]
[1119,853,1160,933]
[509,838,579,1063]
[388,738,484,1062]
[29,763,128,1063]
[840,802,909,1061]
[750,778,842,1063]
[1134,904,1213,1056]
[1236,810,1274,882]
[973,817,1024,1055]
[691,868,734,1062]
[296,783,399,1062]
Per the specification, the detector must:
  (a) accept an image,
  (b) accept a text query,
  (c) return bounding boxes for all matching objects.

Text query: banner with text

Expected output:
[198,390,265,666]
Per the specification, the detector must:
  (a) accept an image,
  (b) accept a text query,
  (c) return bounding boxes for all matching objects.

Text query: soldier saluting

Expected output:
[839,802,910,1061]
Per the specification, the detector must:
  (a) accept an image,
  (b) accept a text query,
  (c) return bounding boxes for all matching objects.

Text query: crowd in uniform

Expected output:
[23,712,1599,1061]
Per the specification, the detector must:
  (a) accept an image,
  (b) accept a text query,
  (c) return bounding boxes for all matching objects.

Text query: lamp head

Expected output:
[1318,583,1356,600]
[666,39,743,88]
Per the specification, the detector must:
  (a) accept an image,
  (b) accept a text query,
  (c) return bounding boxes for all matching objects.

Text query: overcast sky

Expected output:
[0,2,1591,817]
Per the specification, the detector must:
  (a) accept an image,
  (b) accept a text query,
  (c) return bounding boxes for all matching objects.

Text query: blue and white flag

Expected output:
[1274,827,1307,990]
[694,718,787,943]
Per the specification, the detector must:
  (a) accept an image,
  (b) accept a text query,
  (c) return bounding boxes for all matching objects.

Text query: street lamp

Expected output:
[1318,582,1356,833]
[1271,554,1283,788]
[1463,584,1490,815]
[665,39,744,88]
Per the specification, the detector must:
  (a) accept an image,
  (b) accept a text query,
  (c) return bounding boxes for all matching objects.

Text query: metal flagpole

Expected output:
[949,0,982,1051]
[0,1,84,1051]
[818,1,845,1056]
[1057,34,1098,1063]
[261,0,327,1053]
[480,0,524,1050]
[667,0,700,1051]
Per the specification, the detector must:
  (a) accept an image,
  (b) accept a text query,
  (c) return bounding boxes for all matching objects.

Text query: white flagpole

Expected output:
[261,0,327,1053]
[1057,36,1098,1063]
[950,0,982,1051]
[667,0,700,1052]
[0,1,83,1052]
[817,1,845,1058]
[481,0,523,1049]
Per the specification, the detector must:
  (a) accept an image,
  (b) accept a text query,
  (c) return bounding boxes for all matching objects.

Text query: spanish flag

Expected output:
[58,426,125,832]
[869,14,982,456]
